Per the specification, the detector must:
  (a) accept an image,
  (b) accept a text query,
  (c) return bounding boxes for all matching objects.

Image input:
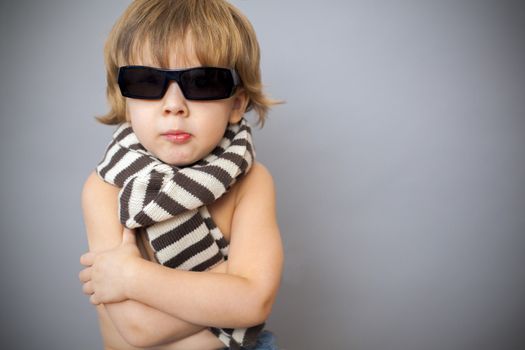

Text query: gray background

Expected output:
[0,1,524,349]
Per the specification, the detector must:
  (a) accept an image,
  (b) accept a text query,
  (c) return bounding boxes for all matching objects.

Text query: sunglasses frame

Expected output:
[117,65,241,101]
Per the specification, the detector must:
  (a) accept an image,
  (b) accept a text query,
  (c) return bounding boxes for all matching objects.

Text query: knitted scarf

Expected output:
[95,118,264,349]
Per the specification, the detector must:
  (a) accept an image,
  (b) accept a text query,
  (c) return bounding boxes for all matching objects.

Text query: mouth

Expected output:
[162,130,192,143]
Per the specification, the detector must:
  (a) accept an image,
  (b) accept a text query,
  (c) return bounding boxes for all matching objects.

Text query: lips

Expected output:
[162,130,192,143]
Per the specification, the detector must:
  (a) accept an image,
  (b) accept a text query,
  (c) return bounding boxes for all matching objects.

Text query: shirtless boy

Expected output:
[78,1,283,349]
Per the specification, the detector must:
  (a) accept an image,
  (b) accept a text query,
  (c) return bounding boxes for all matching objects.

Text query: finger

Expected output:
[78,267,92,283]
[82,281,94,295]
[122,227,136,244]
[80,252,95,266]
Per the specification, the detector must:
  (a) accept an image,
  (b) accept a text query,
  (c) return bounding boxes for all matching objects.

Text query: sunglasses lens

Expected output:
[180,68,234,100]
[119,67,165,98]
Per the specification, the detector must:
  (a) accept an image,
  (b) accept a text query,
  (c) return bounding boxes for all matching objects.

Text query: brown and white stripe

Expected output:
[95,119,262,349]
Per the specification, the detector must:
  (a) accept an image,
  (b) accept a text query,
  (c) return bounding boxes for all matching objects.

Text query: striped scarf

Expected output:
[95,118,264,349]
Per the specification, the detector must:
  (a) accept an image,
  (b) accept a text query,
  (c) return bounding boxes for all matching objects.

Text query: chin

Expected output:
[160,154,195,167]
[163,158,190,167]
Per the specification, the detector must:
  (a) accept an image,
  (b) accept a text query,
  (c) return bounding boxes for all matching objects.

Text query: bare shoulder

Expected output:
[245,161,274,183]
[235,161,276,204]
[81,171,123,251]
[82,171,120,203]
[229,160,280,251]
[81,171,121,229]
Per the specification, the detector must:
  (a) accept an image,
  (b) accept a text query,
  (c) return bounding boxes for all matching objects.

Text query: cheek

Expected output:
[125,101,142,124]
[125,104,153,141]
[191,101,236,123]
[126,102,157,129]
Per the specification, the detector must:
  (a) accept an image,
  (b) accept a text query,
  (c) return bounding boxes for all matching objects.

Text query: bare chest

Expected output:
[100,192,234,350]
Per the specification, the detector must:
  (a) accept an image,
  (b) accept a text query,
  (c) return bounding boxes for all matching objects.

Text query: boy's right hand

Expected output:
[79,228,142,305]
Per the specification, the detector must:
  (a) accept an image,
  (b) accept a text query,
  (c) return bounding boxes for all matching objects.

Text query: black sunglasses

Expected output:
[117,65,240,101]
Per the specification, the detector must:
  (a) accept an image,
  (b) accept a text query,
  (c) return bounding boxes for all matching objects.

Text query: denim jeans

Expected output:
[250,331,278,350]
[225,330,279,350]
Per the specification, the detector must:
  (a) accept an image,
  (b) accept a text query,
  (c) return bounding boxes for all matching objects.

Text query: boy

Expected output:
[78,1,283,349]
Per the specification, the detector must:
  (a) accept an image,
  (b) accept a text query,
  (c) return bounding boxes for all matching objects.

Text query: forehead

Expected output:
[128,36,202,69]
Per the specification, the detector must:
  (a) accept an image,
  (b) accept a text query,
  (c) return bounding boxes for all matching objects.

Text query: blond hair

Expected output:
[97,0,278,127]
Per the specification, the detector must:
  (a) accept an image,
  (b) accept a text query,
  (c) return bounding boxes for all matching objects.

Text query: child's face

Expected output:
[125,50,246,166]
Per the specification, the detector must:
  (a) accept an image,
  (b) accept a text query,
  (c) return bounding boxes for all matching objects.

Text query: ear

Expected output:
[228,89,249,124]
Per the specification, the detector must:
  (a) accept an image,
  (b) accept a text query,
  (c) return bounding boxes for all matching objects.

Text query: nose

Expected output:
[162,81,189,117]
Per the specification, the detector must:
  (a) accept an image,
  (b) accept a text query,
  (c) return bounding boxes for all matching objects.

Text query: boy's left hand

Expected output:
[79,228,141,305]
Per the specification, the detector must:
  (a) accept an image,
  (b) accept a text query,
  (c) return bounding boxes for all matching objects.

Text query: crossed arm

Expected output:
[79,163,283,347]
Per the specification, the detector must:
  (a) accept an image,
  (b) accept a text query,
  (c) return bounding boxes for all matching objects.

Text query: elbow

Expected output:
[250,303,272,327]
[258,295,274,324]
[241,293,275,327]
[238,278,280,327]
